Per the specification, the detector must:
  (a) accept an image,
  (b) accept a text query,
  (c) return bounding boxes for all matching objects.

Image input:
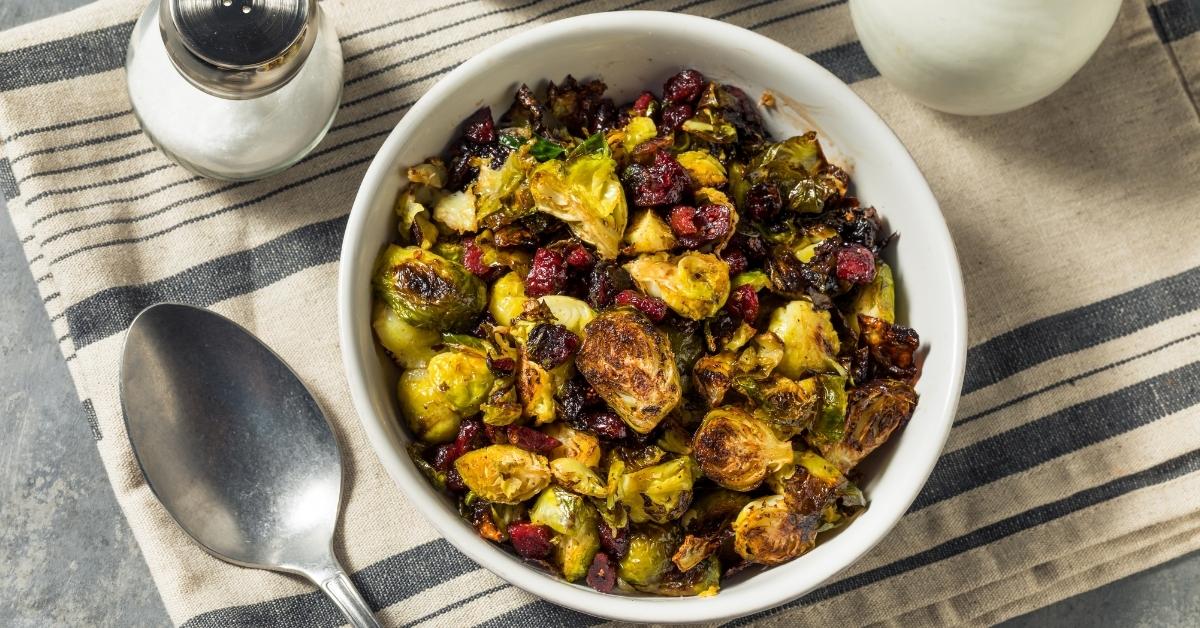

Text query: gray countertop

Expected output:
[1,1,1198,626]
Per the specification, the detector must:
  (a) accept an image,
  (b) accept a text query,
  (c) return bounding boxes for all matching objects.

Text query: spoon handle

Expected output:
[307,563,381,628]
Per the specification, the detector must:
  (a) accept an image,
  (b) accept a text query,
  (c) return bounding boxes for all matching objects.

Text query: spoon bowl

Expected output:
[121,303,378,627]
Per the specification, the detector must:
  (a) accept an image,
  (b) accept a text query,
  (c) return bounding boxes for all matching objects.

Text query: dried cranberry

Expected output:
[506,425,562,454]
[586,553,617,592]
[462,107,496,144]
[721,247,748,276]
[668,205,700,238]
[587,261,633,308]
[632,91,656,116]
[614,290,668,322]
[564,242,594,269]
[526,323,581,369]
[524,248,567,297]
[487,356,516,375]
[663,69,706,104]
[508,522,554,559]
[598,522,630,559]
[446,467,467,493]
[836,244,877,284]
[726,284,760,324]
[660,102,692,133]
[729,232,768,262]
[674,204,733,249]
[559,377,592,430]
[434,419,484,471]
[587,409,628,440]
[589,98,619,134]
[745,182,783,221]
[462,238,494,279]
[624,150,691,207]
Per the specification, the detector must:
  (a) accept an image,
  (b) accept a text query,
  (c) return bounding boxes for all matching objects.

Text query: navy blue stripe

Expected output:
[180,539,479,628]
[2,109,132,143]
[808,41,878,85]
[964,265,1200,394]
[338,0,478,44]
[0,157,18,200]
[1150,0,1200,43]
[65,214,348,349]
[25,163,175,205]
[0,21,134,92]
[914,359,1200,511]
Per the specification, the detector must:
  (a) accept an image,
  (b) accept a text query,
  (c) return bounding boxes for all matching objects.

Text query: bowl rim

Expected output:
[338,9,967,624]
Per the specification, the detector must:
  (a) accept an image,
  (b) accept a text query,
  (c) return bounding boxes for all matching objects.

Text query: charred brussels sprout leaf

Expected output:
[692,407,794,492]
[692,352,735,407]
[812,379,917,472]
[617,457,696,524]
[620,116,658,152]
[454,445,552,504]
[733,495,820,565]
[768,450,849,514]
[745,133,848,214]
[735,375,821,430]
[529,486,601,581]
[618,523,680,586]
[858,315,920,382]
[373,245,487,332]
[550,458,608,498]
[371,301,441,368]
[636,558,721,596]
[577,308,682,433]
[543,422,602,467]
[768,299,844,378]
[624,252,731,321]
[529,152,628,259]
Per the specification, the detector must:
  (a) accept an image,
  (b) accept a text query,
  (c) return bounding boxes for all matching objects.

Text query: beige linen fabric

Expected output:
[2,0,1199,626]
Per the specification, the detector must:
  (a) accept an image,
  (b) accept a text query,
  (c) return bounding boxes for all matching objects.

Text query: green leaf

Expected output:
[498,133,525,151]
[530,136,566,162]
[568,132,608,160]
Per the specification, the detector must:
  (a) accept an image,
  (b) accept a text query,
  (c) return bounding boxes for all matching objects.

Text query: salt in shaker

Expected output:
[126,0,343,180]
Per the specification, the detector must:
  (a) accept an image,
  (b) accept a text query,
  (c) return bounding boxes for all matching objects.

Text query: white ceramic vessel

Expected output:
[851,0,1123,115]
[339,11,967,624]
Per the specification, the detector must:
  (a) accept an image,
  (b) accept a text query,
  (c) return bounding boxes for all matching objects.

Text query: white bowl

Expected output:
[339,11,967,624]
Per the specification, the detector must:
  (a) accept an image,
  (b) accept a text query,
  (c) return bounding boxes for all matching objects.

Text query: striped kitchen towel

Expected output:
[4,0,1200,625]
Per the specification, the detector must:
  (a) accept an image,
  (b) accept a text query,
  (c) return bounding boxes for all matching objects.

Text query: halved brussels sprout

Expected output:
[538,295,596,338]
[624,252,731,320]
[768,299,843,378]
[621,116,657,152]
[622,209,677,255]
[656,421,694,456]
[480,378,523,426]
[529,152,628,259]
[692,407,794,492]
[577,308,681,433]
[454,445,551,504]
[617,457,696,524]
[734,375,821,430]
[433,189,477,233]
[635,558,721,597]
[692,352,735,407]
[768,450,848,515]
[811,379,917,472]
[529,485,601,582]
[543,422,602,467]
[517,356,557,424]
[396,367,460,444]
[618,523,680,586]
[807,375,848,447]
[733,332,785,380]
[732,495,819,565]
[426,348,494,415]
[373,245,486,332]
[676,150,728,187]
[550,458,608,498]
[371,301,441,368]
[489,271,527,327]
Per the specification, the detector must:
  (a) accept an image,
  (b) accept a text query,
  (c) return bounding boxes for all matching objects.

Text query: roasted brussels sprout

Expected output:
[551,458,609,498]
[373,245,487,332]
[811,379,917,472]
[618,523,680,586]
[744,133,848,214]
[473,145,537,229]
[539,295,596,338]
[577,308,682,433]
[769,450,848,514]
[489,270,528,327]
[622,209,678,255]
[620,116,657,152]
[807,375,848,447]
[371,301,440,368]
[517,355,558,424]
[529,486,601,581]
[673,489,752,571]
[732,495,819,565]
[543,422,602,467]
[529,152,628,259]
[692,407,794,492]
[636,558,721,597]
[732,269,770,291]
[849,262,895,327]
[426,348,494,415]
[396,368,460,443]
[617,457,696,524]
[692,352,735,407]
[856,315,920,382]
[454,445,552,504]
[624,252,731,320]
[676,150,728,188]
[768,299,843,378]
[734,375,821,430]
[433,189,477,233]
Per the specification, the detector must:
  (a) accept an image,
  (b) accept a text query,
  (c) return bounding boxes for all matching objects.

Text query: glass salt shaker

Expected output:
[125,0,343,181]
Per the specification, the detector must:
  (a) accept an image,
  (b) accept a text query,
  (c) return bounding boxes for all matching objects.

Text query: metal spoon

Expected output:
[120,303,380,628]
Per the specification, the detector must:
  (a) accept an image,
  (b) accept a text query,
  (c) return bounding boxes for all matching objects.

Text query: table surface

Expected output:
[2,1,1199,626]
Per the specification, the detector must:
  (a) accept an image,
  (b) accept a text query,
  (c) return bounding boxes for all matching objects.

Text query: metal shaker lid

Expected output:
[159,0,319,99]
